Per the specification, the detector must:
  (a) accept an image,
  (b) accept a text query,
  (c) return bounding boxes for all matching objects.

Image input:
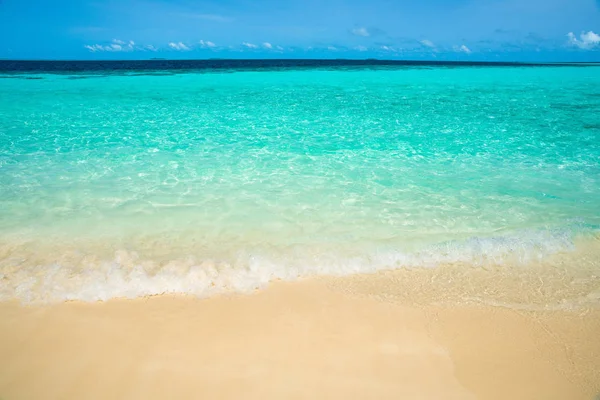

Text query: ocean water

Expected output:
[1,60,599,303]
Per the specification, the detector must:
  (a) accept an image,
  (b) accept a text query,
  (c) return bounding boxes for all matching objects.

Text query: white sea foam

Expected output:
[1,228,597,304]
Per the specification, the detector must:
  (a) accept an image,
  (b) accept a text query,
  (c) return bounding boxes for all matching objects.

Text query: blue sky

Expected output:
[0,0,599,61]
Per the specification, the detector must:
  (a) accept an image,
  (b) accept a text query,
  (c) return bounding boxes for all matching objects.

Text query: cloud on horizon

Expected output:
[84,39,136,52]
[567,31,600,49]
[79,30,600,58]
[351,27,370,37]
[198,40,216,48]
[454,44,472,54]
[420,39,435,48]
[168,42,190,51]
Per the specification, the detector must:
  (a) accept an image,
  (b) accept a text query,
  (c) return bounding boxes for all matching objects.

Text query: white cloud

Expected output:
[242,42,258,49]
[276,45,284,51]
[84,39,135,52]
[380,45,393,51]
[420,39,435,48]
[354,45,368,51]
[567,31,600,50]
[351,27,370,37]
[168,42,190,51]
[327,46,338,51]
[454,44,472,54]
[199,40,216,48]
[263,42,273,49]
[144,45,158,52]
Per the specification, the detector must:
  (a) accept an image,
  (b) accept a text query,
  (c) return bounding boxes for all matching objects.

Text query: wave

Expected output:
[0,226,598,304]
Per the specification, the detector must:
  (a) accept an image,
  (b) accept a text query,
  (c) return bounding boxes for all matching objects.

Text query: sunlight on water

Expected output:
[1,64,599,303]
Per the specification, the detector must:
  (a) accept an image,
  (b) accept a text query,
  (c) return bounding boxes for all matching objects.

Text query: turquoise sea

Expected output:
[1,61,599,303]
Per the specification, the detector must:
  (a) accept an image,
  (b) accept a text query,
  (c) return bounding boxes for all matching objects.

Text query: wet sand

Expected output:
[1,270,599,400]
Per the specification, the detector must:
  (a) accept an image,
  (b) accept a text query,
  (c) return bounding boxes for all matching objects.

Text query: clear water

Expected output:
[1,63,599,302]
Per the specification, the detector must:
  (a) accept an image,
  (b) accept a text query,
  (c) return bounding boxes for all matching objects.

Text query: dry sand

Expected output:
[1,270,599,400]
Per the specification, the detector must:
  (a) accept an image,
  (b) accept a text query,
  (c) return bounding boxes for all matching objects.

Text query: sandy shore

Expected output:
[1,272,600,400]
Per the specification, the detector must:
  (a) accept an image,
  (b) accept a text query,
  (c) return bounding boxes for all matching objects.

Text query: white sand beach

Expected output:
[1,268,599,400]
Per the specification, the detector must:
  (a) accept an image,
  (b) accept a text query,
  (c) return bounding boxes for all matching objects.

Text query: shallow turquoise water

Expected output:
[1,65,599,302]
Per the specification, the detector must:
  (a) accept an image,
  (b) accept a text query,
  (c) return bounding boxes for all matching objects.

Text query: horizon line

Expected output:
[1,58,599,64]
